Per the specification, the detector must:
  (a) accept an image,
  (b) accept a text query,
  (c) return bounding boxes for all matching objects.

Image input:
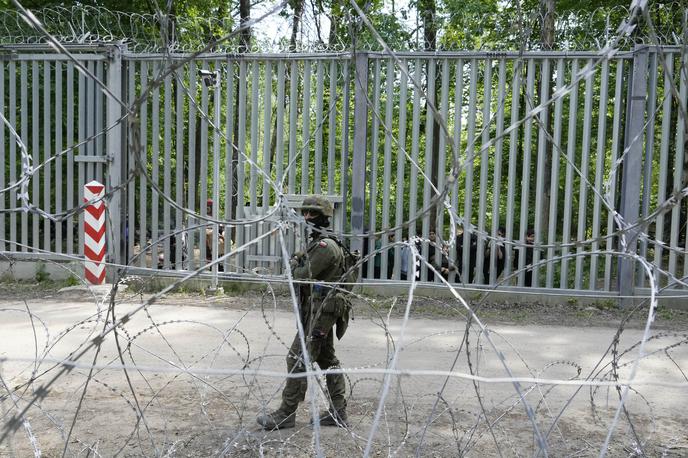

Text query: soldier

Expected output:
[256,195,350,430]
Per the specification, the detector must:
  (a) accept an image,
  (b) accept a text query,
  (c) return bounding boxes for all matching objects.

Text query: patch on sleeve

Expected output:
[319,241,328,248]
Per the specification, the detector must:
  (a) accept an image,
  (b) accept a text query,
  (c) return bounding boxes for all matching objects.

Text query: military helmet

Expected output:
[301,195,334,217]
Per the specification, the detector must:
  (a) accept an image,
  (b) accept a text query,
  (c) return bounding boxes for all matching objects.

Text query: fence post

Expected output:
[106,44,124,274]
[618,45,648,305]
[351,52,368,254]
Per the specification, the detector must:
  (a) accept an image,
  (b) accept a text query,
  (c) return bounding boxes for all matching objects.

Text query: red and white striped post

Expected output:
[84,180,106,285]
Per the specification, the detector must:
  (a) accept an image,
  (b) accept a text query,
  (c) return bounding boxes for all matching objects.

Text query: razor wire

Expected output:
[0,0,688,457]
[0,2,686,53]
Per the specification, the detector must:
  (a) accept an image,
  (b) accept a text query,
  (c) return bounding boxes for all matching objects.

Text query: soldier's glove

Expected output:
[290,251,305,270]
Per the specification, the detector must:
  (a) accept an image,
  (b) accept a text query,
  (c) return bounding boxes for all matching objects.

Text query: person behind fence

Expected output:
[512,228,535,287]
[482,227,506,283]
[256,195,350,430]
[205,198,225,263]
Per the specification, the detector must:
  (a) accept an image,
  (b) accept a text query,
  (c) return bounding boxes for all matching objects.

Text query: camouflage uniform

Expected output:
[280,231,348,414]
[256,195,350,430]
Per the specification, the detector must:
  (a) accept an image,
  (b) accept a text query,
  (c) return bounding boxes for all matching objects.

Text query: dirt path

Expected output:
[1,287,687,456]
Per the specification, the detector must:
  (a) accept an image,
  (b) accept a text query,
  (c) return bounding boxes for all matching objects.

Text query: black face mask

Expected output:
[306,213,330,231]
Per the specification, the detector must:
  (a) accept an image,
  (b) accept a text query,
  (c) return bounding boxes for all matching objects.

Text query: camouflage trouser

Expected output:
[280,310,347,413]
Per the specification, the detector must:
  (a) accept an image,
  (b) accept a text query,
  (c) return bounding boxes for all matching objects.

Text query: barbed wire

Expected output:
[0,2,685,53]
[0,0,687,456]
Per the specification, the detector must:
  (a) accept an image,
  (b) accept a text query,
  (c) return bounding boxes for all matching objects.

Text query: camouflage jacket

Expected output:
[291,232,351,337]
[292,233,344,285]
[292,233,345,303]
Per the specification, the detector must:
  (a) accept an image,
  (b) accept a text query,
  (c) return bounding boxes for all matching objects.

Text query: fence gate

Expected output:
[0,45,122,268]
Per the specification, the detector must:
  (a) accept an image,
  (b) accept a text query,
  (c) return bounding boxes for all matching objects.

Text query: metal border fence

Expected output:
[1,44,686,296]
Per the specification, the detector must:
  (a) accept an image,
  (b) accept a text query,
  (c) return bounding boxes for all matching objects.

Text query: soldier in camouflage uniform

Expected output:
[256,195,350,430]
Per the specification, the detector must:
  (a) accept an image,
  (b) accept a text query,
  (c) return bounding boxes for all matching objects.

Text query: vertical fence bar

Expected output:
[224,60,235,271]
[421,58,436,282]
[162,71,173,268]
[653,55,673,285]
[327,60,337,194]
[462,60,478,284]
[367,59,381,280]
[107,47,123,269]
[139,61,148,268]
[288,60,298,194]
[340,60,350,235]
[605,59,625,291]
[450,58,464,283]
[590,59,611,289]
[77,61,85,256]
[261,60,273,265]
[127,60,136,265]
[199,62,210,266]
[517,59,535,286]
[532,58,550,287]
[638,52,658,288]
[186,61,197,271]
[86,61,94,180]
[263,60,273,211]
[488,59,506,285]
[504,59,521,283]
[246,60,259,268]
[273,60,285,264]
[175,67,185,269]
[249,61,260,216]
[409,59,422,251]
[618,47,648,301]
[546,59,565,288]
[55,61,62,254]
[436,59,450,282]
[95,62,104,182]
[301,61,311,195]
[31,61,39,251]
[561,59,579,288]
[43,61,51,251]
[575,60,595,290]
[314,61,324,194]
[236,60,247,269]
[393,59,408,280]
[381,58,396,280]
[275,60,286,188]
[122,62,134,265]
[20,61,28,252]
[150,61,160,269]
[351,52,368,254]
[8,61,16,251]
[212,63,222,280]
[66,62,74,254]
[475,58,491,284]
[275,60,286,191]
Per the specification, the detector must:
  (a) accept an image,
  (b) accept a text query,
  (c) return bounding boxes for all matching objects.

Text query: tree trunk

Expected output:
[290,0,304,51]
[328,0,342,47]
[419,0,440,227]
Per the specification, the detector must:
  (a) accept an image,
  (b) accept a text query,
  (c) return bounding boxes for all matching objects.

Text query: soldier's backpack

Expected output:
[328,237,360,291]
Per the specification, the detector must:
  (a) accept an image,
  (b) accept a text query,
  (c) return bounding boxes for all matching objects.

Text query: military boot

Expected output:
[311,408,348,427]
[256,409,296,430]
